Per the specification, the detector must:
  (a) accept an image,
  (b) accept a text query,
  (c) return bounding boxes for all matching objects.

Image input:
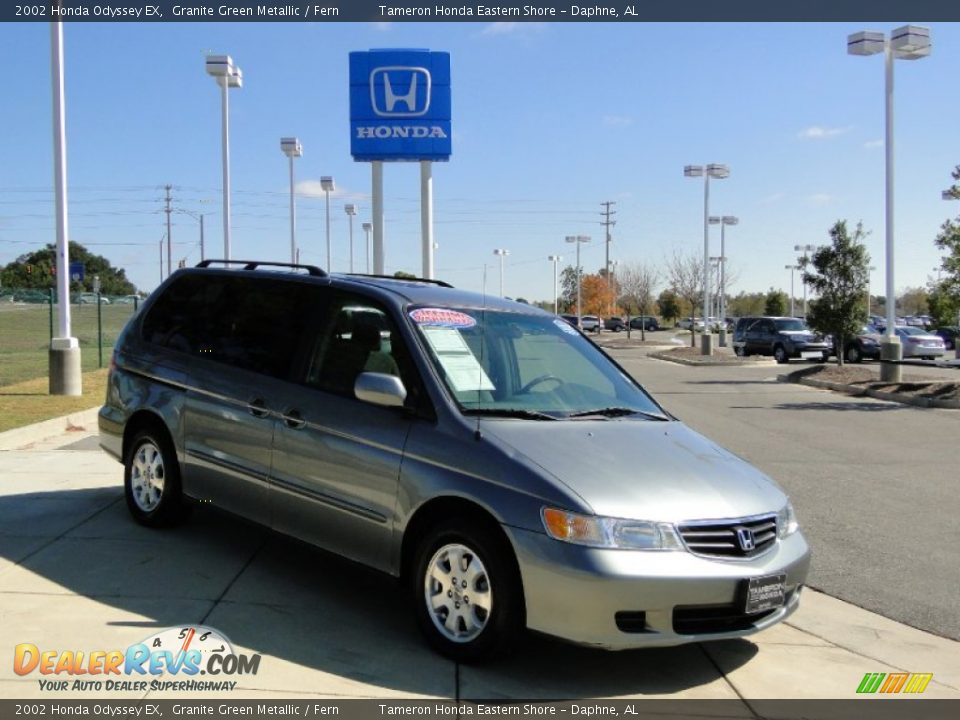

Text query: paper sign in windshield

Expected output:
[421,325,495,392]
[409,308,477,328]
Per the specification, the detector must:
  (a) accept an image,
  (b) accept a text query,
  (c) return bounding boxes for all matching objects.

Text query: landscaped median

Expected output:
[779,364,960,409]
[649,345,775,366]
[0,369,107,433]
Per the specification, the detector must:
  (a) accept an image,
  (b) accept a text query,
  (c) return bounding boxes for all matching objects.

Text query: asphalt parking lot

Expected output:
[0,354,958,703]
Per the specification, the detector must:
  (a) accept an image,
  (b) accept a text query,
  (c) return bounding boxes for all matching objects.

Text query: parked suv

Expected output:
[732,316,763,356]
[629,316,660,331]
[738,317,830,363]
[100,261,809,661]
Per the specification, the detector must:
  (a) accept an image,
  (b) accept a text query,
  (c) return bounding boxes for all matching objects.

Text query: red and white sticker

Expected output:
[409,308,477,328]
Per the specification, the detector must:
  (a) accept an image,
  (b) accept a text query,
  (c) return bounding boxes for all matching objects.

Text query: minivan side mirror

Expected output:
[355,372,407,408]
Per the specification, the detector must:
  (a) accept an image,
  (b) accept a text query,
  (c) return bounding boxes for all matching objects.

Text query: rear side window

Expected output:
[141,274,320,380]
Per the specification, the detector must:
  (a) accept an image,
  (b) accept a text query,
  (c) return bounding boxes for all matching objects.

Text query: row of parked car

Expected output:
[731,316,950,363]
[559,314,662,333]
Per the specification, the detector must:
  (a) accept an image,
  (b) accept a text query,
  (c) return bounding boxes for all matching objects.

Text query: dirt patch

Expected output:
[786,364,960,401]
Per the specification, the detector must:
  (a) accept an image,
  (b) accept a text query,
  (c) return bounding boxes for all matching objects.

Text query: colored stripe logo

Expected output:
[857,672,933,694]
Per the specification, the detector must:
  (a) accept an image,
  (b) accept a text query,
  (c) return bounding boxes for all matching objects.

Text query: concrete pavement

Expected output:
[0,410,957,702]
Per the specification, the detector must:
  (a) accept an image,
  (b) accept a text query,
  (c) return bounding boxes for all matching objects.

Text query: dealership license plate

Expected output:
[745,574,786,614]
[800,351,823,359]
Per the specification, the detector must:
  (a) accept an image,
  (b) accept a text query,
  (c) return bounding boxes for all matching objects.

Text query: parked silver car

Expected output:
[99,261,810,661]
[894,326,946,360]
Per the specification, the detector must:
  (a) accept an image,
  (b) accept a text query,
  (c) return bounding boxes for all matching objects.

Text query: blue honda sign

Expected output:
[349,49,451,162]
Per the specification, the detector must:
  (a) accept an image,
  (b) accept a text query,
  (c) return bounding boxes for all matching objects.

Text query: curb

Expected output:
[650,351,775,367]
[0,406,100,451]
[778,375,960,409]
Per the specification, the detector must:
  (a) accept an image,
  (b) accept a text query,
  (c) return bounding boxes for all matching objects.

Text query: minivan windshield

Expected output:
[409,307,667,420]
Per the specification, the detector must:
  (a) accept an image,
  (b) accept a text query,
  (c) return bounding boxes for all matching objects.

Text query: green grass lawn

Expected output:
[0,302,137,387]
[0,369,108,433]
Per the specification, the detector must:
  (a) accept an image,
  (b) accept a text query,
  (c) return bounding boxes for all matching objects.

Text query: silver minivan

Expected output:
[99,262,810,661]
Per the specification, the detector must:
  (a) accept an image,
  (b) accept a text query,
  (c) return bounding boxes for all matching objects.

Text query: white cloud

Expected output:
[797,125,853,140]
[863,139,884,149]
[602,115,634,127]
[295,180,367,202]
[807,193,833,206]
[481,22,546,36]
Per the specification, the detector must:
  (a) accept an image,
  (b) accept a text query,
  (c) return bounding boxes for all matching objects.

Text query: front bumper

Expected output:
[505,525,811,650]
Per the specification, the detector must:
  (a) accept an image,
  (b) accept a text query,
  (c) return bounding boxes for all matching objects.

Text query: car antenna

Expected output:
[475,264,487,442]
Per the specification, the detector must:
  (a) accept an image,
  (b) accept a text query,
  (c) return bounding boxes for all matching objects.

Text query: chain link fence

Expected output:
[0,289,141,387]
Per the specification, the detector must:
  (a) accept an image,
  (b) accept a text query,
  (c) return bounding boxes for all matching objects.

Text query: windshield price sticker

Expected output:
[410,308,477,328]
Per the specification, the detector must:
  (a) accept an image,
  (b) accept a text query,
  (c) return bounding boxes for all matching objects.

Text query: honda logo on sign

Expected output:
[370,67,431,117]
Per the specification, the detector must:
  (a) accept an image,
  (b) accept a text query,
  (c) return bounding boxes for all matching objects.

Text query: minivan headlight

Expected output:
[777,501,800,538]
[541,508,683,551]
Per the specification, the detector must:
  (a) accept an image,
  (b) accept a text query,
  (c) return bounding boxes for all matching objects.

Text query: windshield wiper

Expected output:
[463,408,559,421]
[566,407,669,421]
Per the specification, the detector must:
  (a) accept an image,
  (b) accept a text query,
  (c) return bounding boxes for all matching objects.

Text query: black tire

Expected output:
[846,344,862,364]
[774,345,789,364]
[124,428,186,527]
[734,345,744,357]
[411,518,524,662]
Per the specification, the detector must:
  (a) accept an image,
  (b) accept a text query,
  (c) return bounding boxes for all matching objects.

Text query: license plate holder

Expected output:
[800,350,822,359]
[744,574,786,614]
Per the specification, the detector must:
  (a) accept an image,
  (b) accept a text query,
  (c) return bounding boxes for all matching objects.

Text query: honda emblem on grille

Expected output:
[736,527,756,552]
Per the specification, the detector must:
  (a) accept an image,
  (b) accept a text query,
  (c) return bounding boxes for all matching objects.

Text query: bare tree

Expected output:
[666,250,704,347]
[617,261,659,340]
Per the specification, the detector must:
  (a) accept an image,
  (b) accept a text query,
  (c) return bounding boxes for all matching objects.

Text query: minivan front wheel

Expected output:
[774,345,789,364]
[124,430,184,527]
[412,520,523,662]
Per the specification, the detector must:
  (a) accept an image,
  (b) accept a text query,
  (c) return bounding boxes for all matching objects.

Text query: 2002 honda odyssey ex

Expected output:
[99,261,811,661]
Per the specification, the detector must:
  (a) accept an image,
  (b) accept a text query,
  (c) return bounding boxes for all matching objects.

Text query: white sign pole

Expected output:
[372,161,384,275]
[421,160,434,279]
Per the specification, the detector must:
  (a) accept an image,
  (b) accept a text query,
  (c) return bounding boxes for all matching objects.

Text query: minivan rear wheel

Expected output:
[124,429,185,527]
[412,519,523,662]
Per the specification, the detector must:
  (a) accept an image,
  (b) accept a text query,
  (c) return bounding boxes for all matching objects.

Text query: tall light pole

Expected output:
[205,55,242,260]
[177,208,208,262]
[685,164,730,355]
[785,265,800,317]
[794,244,817,319]
[866,265,877,318]
[345,204,357,273]
[362,221,372,274]
[320,176,335,271]
[849,25,931,382]
[49,20,81,395]
[493,249,510,297]
[280,137,302,264]
[709,215,738,345]
[548,255,562,315]
[565,235,590,322]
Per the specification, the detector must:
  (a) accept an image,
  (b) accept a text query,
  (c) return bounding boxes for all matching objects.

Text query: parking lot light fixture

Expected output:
[848,25,931,382]
[686,164,729,355]
[785,265,800,317]
[280,137,302,264]
[709,215,738,345]
[205,55,242,260]
[362,221,373,274]
[565,235,590,321]
[321,176,335,271]
[548,255,563,315]
[493,249,510,298]
[794,244,817,319]
[345,204,357,273]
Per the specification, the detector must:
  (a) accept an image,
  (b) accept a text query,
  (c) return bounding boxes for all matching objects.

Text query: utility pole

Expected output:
[164,185,173,279]
[601,200,617,315]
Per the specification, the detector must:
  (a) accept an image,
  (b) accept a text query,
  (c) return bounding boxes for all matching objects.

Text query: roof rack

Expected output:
[345,273,453,288]
[195,259,327,277]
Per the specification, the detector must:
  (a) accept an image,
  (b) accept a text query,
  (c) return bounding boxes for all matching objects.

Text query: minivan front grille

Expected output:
[678,514,778,558]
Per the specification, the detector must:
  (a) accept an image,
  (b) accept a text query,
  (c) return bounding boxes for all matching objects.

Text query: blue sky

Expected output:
[2,21,959,303]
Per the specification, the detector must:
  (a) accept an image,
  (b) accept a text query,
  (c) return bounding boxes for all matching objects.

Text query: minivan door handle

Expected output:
[282,409,306,430]
[247,398,270,418]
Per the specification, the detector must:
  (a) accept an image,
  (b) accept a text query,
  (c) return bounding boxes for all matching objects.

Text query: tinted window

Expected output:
[142,274,319,379]
[774,318,807,332]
